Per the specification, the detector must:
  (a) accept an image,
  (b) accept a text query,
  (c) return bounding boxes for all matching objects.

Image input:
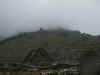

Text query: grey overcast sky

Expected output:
[0,0,100,36]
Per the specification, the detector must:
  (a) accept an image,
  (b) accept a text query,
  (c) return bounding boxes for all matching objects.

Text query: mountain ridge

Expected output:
[0,28,99,64]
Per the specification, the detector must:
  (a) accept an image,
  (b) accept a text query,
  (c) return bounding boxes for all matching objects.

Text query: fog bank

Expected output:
[0,0,100,37]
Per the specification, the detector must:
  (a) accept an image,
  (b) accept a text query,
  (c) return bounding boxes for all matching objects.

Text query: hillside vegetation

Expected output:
[0,28,100,64]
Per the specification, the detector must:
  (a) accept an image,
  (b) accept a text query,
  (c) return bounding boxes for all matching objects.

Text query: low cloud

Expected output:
[0,0,100,37]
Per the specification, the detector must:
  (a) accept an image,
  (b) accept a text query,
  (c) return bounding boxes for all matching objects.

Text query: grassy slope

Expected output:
[0,29,100,64]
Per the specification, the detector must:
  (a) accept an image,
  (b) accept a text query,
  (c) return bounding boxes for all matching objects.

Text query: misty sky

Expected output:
[0,0,100,36]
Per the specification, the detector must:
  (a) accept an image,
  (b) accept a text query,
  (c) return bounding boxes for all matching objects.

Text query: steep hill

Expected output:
[0,28,100,65]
